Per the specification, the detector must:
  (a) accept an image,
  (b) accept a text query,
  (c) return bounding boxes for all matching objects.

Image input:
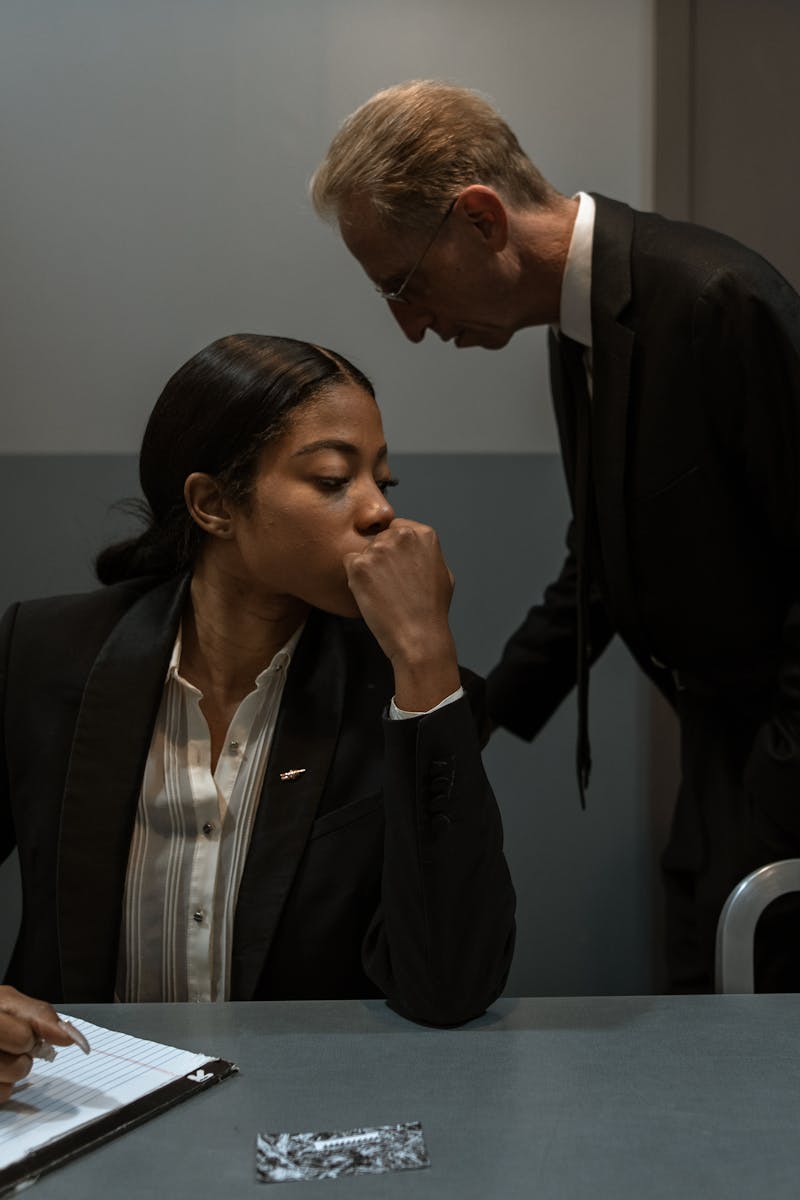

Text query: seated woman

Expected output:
[0,334,515,1075]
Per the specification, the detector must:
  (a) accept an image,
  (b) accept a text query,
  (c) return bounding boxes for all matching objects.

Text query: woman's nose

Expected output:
[358,485,395,535]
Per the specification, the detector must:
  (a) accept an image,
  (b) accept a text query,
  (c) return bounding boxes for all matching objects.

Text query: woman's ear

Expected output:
[184,472,235,540]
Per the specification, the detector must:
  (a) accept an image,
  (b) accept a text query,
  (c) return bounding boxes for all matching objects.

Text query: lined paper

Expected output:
[0,1015,217,1170]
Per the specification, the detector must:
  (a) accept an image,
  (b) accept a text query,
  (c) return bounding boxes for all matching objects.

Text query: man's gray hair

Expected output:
[310,79,558,232]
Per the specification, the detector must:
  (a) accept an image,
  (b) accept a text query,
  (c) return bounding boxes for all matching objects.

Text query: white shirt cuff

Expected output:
[389,686,465,720]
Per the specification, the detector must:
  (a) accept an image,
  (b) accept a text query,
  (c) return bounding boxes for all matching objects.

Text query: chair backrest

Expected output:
[715,858,800,992]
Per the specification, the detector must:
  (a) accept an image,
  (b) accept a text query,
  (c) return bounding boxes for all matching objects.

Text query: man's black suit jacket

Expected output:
[0,575,515,1025]
[487,193,800,987]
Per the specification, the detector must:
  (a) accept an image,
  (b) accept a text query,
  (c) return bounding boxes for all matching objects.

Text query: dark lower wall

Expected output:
[0,453,655,996]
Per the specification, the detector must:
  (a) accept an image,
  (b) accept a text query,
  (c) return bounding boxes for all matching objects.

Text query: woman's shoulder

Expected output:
[1,577,167,657]
[7,576,155,621]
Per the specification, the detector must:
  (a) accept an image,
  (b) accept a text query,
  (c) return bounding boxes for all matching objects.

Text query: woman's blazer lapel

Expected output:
[231,610,347,999]
[58,575,189,1000]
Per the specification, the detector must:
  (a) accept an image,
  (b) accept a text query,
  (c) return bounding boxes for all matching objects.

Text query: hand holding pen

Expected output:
[0,984,90,1103]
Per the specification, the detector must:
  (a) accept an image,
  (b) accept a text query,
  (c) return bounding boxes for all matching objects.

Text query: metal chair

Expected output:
[715,858,800,992]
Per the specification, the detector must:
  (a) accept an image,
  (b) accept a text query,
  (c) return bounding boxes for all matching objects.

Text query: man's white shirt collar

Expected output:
[558,191,596,349]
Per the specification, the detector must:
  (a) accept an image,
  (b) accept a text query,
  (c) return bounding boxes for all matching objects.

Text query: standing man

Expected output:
[311,80,800,991]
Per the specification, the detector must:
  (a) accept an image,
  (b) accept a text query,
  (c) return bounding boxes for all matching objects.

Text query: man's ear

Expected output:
[455,185,509,250]
[184,472,235,540]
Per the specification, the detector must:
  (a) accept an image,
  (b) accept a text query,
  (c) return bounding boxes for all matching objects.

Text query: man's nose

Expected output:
[387,299,431,344]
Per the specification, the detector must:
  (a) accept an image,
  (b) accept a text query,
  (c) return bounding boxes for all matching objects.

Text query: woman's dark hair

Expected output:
[95,334,374,585]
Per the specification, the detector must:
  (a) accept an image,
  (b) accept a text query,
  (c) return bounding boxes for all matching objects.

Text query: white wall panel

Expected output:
[1,0,653,453]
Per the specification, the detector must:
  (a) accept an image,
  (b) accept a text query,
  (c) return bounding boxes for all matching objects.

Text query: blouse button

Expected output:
[202,822,215,837]
[193,910,204,924]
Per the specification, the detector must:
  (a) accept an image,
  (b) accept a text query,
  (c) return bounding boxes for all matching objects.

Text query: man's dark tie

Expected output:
[560,335,593,808]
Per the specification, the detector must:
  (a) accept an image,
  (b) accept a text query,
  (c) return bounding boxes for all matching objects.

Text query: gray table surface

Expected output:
[16,995,800,1199]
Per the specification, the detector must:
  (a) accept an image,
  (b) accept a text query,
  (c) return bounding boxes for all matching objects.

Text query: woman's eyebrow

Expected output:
[293,439,388,459]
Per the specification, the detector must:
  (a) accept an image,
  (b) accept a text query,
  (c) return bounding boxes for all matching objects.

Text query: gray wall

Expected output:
[1,0,653,456]
[692,0,800,291]
[0,0,655,996]
[655,0,800,291]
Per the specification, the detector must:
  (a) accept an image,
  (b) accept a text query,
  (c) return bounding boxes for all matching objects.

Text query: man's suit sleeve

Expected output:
[485,521,614,740]
[0,605,19,866]
[360,691,516,1027]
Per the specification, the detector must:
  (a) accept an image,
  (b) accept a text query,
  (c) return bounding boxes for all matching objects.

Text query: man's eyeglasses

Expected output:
[374,198,457,304]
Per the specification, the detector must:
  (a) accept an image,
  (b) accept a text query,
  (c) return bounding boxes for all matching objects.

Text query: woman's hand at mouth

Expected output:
[343,518,460,711]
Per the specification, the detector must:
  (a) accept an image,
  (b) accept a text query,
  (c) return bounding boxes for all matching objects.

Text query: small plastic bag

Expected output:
[256,1120,430,1184]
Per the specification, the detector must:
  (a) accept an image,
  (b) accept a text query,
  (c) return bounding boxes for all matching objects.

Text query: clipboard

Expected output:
[0,1016,237,1196]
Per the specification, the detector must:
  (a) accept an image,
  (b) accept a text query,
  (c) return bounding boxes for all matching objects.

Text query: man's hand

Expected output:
[0,986,88,1102]
[344,518,461,712]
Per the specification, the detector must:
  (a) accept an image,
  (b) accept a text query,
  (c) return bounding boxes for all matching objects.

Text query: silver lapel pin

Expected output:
[279,768,307,781]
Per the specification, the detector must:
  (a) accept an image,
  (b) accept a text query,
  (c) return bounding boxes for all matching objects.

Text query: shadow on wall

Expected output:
[0,452,654,996]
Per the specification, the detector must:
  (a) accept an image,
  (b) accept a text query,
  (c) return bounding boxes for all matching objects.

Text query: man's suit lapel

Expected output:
[58,575,189,1000]
[548,327,579,500]
[231,609,346,999]
[589,193,646,649]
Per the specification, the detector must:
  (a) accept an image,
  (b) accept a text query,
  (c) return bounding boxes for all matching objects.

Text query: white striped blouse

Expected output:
[115,624,303,1003]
